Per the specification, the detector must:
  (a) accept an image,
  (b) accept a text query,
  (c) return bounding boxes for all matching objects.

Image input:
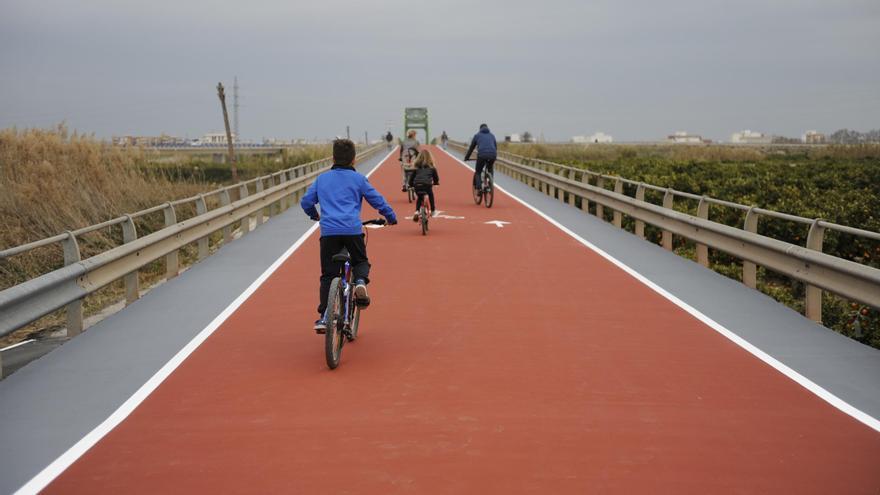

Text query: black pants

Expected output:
[474,157,495,188]
[415,186,436,212]
[318,235,370,316]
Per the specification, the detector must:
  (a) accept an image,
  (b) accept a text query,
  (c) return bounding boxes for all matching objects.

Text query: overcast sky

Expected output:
[1,0,878,142]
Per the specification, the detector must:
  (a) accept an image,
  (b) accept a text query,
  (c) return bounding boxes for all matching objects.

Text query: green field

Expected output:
[500,142,880,348]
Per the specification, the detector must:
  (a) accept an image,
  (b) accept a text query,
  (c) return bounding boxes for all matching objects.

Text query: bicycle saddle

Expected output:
[332,248,350,263]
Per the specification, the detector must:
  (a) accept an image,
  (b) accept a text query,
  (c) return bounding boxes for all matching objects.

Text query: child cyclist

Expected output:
[301,139,397,333]
[407,149,440,221]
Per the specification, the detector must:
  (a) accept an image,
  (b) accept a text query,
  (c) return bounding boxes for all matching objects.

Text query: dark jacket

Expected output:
[464,127,497,161]
[408,166,439,188]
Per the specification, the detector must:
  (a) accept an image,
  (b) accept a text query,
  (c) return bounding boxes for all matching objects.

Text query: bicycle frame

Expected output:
[340,261,355,327]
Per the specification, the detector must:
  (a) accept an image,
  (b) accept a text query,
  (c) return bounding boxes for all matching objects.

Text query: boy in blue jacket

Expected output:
[301,139,397,333]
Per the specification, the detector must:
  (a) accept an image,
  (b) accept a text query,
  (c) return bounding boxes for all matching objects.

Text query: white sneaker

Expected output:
[354,282,370,307]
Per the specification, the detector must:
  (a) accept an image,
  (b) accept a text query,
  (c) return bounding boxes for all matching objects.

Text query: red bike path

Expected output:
[45,147,880,493]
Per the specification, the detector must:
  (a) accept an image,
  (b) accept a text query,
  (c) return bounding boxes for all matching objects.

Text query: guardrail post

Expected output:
[662,189,674,250]
[280,172,290,211]
[635,183,646,238]
[805,219,826,322]
[613,179,623,227]
[595,177,605,219]
[273,173,283,215]
[121,215,139,304]
[219,190,233,243]
[255,178,265,226]
[195,195,209,260]
[530,160,539,189]
[267,175,278,217]
[742,207,759,288]
[536,164,545,194]
[696,197,710,267]
[567,170,576,207]
[579,171,591,212]
[238,184,251,235]
[62,231,84,337]
[163,203,179,279]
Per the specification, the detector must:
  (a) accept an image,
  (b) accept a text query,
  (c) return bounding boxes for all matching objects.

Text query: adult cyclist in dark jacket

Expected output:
[463,124,497,191]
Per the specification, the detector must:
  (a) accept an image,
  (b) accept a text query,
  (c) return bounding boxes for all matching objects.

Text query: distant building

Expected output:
[112,134,185,147]
[572,132,613,144]
[731,130,771,144]
[263,138,294,146]
[505,133,522,143]
[803,130,826,144]
[667,131,708,144]
[200,133,237,145]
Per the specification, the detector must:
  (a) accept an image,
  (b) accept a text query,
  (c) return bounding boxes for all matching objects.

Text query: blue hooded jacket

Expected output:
[464,126,497,160]
[300,165,396,236]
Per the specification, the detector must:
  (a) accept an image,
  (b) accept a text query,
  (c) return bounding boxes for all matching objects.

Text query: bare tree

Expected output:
[217,83,238,182]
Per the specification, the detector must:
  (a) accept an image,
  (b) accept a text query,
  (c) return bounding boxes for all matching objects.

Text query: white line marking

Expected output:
[432,211,465,220]
[436,145,880,434]
[14,147,398,495]
[484,220,511,228]
[1,339,36,352]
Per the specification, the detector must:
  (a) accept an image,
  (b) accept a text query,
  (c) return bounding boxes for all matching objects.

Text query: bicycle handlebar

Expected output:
[362,219,387,226]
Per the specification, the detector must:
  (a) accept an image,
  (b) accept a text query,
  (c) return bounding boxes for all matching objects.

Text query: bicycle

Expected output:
[415,191,432,235]
[324,218,387,369]
[467,159,494,208]
[401,148,418,203]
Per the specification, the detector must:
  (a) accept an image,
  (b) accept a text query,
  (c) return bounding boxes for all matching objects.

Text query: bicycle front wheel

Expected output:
[349,304,361,341]
[324,277,345,369]
[484,175,494,208]
[472,183,482,205]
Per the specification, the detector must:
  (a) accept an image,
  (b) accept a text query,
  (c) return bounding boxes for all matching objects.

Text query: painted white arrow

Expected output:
[433,210,465,219]
[485,220,511,228]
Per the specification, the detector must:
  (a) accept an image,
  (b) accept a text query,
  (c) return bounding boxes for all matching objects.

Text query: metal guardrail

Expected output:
[0,145,384,373]
[449,142,880,321]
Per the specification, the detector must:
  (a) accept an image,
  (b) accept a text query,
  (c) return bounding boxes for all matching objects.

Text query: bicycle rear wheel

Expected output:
[408,187,415,203]
[484,175,494,208]
[324,277,345,369]
[420,206,428,235]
